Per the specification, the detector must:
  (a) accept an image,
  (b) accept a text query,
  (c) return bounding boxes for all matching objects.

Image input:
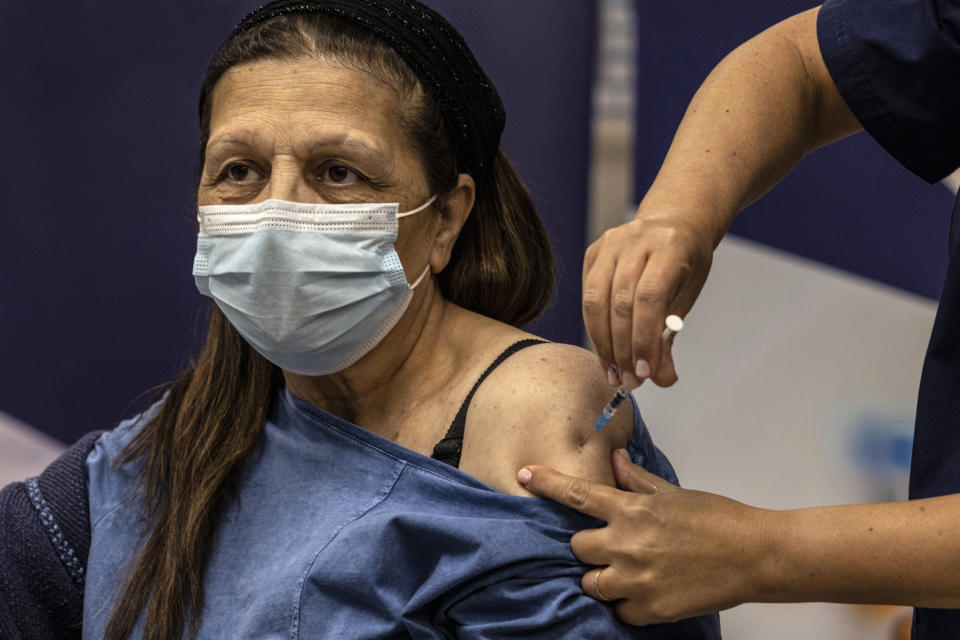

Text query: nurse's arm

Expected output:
[518,456,960,625]
[757,493,960,608]
[588,6,863,388]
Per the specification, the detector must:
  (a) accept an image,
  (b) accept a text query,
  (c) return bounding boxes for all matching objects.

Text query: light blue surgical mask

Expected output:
[192,197,434,375]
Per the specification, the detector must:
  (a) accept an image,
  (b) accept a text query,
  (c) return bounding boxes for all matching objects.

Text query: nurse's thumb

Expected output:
[612,449,664,495]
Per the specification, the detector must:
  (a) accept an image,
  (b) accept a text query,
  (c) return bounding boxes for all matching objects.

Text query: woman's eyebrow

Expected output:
[309,137,384,159]
[204,134,392,176]
[205,135,259,154]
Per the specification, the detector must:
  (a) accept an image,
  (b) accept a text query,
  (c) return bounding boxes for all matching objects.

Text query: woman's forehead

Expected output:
[208,58,407,149]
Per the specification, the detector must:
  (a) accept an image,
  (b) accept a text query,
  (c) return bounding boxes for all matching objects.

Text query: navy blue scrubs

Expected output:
[818,1,960,636]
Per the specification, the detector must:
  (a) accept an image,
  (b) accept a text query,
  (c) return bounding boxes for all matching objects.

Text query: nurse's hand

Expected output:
[518,449,770,625]
[583,210,713,389]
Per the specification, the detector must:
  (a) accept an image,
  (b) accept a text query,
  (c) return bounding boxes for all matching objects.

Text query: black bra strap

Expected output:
[431,338,547,468]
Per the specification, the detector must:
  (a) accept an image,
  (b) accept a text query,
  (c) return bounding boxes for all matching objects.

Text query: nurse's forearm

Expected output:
[638,6,861,245]
[756,494,960,607]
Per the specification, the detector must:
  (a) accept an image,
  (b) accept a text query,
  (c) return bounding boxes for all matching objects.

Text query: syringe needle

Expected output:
[593,386,630,432]
[583,315,684,446]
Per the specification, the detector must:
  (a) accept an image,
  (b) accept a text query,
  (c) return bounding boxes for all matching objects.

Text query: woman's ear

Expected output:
[430,173,475,272]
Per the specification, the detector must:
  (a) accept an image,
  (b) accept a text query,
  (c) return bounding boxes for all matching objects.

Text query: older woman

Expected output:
[0,1,719,639]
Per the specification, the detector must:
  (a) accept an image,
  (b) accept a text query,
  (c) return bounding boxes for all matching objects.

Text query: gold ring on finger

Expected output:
[593,566,612,602]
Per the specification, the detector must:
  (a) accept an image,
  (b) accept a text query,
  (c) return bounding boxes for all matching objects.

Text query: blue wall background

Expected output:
[634,2,955,299]
[0,1,595,443]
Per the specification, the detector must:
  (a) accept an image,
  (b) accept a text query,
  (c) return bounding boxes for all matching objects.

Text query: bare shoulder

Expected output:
[457,341,635,496]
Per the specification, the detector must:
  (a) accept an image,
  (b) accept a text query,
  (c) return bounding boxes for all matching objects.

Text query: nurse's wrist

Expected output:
[747,506,852,605]
[741,507,801,604]
[636,180,736,249]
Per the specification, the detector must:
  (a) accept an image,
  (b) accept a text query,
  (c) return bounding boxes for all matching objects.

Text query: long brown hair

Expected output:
[106,12,554,640]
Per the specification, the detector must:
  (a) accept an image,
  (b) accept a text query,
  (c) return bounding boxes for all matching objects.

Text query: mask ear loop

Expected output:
[398,195,437,288]
[408,264,432,289]
[396,195,437,218]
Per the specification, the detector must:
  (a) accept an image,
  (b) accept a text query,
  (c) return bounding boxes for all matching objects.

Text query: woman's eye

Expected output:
[217,162,261,184]
[323,164,359,185]
[220,163,261,184]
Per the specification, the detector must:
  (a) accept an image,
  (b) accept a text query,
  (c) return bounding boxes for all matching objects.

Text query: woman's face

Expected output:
[198,56,435,271]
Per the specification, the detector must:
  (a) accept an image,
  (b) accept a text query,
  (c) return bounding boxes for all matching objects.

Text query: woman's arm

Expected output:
[519,454,960,625]
[445,345,721,637]
[457,342,638,497]
[0,431,101,640]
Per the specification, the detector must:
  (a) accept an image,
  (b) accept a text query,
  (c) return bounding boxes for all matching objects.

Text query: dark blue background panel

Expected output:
[425,0,596,344]
[634,2,954,300]
[0,1,595,443]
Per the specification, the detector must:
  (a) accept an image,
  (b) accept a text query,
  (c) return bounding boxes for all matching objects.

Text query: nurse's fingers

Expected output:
[582,231,645,384]
[611,449,673,494]
[583,211,714,389]
[582,564,627,602]
[516,465,624,522]
[582,240,616,381]
[607,247,653,389]
[628,253,688,388]
[652,330,679,387]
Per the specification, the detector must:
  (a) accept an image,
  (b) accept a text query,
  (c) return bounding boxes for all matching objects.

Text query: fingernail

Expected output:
[607,367,620,386]
[635,359,651,378]
[517,468,532,485]
[615,448,630,461]
[621,371,642,389]
[638,480,660,495]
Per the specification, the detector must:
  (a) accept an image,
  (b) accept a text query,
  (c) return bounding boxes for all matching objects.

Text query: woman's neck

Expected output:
[282,287,463,440]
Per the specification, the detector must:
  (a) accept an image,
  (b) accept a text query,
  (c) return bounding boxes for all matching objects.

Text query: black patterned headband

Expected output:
[231,0,506,184]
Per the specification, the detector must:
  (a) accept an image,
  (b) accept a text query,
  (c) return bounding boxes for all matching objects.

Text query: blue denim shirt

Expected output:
[83,389,720,639]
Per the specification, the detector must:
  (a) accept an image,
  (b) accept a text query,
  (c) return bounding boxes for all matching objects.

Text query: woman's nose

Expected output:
[263,158,317,203]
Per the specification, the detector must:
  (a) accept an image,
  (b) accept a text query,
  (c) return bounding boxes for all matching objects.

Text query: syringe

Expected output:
[591,314,684,433]
[593,386,631,432]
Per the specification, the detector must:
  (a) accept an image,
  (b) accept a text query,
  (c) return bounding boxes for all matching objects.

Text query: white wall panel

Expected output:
[0,412,64,486]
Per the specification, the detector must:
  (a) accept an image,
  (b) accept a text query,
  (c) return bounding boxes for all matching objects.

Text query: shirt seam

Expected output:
[25,477,86,588]
[288,459,406,640]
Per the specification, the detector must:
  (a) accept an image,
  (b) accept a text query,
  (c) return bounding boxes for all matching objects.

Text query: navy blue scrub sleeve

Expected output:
[817,0,960,182]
